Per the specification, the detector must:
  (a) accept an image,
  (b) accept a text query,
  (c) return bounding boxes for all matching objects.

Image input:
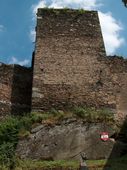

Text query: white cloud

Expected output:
[99,12,125,55]
[32,0,47,15]
[50,0,102,9]
[9,57,30,66]
[0,25,4,32]
[30,30,36,42]
[31,0,125,55]
[32,0,101,13]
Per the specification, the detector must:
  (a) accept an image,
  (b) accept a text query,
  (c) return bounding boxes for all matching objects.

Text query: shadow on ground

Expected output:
[103,117,127,170]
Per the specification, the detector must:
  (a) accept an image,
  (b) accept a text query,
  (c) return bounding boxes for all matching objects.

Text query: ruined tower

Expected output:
[32,8,108,111]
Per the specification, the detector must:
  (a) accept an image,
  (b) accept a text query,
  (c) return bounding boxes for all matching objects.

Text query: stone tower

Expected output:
[32,8,108,111]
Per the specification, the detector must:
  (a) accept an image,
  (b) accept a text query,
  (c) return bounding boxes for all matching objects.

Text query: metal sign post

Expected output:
[80,152,89,170]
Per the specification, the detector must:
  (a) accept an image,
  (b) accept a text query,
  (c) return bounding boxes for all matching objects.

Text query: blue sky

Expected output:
[0,0,127,66]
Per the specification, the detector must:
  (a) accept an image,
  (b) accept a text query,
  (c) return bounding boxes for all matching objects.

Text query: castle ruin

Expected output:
[0,8,127,118]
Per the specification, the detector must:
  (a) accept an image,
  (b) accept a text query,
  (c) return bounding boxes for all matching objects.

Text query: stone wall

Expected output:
[32,8,113,111]
[0,63,32,118]
[103,56,127,118]
[11,65,33,115]
[0,63,13,118]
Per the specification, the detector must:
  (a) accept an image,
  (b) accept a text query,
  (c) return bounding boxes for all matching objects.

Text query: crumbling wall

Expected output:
[103,56,127,118]
[0,63,13,118]
[11,65,32,115]
[0,63,32,118]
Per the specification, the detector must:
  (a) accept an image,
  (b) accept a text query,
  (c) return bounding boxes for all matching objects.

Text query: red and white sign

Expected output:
[100,132,109,141]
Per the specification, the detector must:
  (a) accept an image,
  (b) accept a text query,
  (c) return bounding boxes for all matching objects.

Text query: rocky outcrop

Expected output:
[16,118,127,160]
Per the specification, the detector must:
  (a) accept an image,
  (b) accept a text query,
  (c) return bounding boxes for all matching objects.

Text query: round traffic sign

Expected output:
[100,132,109,141]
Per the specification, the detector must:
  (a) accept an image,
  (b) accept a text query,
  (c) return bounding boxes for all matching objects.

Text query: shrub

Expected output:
[78,8,86,14]
[73,106,89,118]
[49,108,59,116]
[0,116,33,167]
[73,106,114,122]
[0,117,19,146]
[19,116,32,130]
[0,142,15,167]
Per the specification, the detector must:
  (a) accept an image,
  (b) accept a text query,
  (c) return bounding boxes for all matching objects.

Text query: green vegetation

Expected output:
[77,8,86,14]
[73,106,114,123]
[15,159,79,170]
[32,106,115,124]
[0,156,127,170]
[86,155,127,170]
[0,114,48,168]
[42,7,86,14]
[0,117,19,167]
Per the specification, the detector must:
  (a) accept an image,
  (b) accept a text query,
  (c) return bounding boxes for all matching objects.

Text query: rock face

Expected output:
[16,119,123,160]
